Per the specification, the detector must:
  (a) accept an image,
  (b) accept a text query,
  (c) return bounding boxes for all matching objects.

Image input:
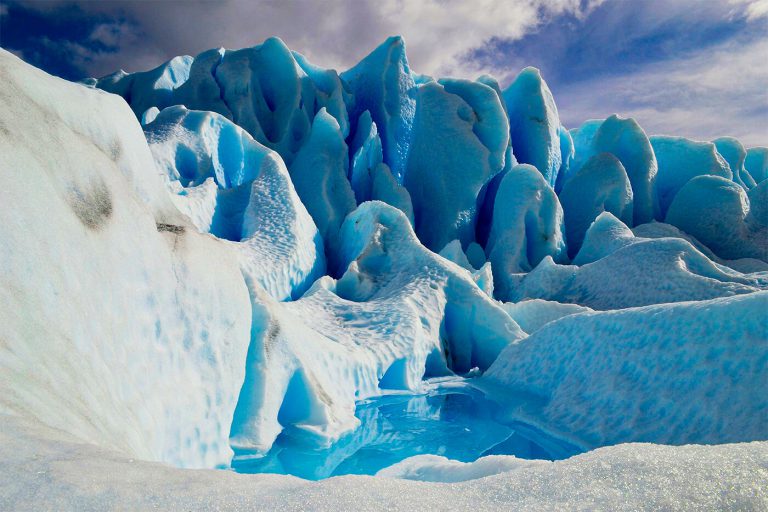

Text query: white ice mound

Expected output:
[513,213,764,309]
[484,292,768,448]
[0,49,252,469]
[376,454,547,482]
[229,201,525,455]
[501,299,592,334]
[633,221,768,273]
[145,105,325,300]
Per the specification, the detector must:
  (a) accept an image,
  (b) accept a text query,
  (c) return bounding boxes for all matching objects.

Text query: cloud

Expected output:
[730,0,768,20]
[3,0,765,145]
[6,0,603,77]
[554,36,768,146]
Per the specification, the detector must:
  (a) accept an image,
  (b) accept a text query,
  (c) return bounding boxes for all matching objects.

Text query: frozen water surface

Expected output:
[233,379,577,480]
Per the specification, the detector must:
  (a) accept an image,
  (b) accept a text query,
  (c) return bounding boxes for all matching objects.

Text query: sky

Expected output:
[1,0,766,146]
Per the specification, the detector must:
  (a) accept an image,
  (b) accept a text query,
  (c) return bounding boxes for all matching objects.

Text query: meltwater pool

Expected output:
[232,379,577,480]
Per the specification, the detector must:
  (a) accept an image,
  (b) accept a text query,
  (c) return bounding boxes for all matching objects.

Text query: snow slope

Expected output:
[0,49,252,469]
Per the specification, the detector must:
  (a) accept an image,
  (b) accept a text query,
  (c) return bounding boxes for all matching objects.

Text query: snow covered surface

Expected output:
[2,414,766,511]
[2,30,768,510]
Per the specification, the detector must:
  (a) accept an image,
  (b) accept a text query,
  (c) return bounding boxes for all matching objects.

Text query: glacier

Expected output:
[0,32,767,511]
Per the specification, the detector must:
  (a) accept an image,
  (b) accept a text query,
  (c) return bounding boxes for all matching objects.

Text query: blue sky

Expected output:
[1,0,766,145]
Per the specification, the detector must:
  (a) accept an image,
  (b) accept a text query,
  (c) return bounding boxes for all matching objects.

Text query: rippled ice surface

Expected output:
[233,379,579,480]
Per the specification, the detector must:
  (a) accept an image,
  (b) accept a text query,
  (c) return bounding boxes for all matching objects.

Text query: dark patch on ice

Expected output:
[68,179,112,230]
[263,322,280,358]
[156,223,185,234]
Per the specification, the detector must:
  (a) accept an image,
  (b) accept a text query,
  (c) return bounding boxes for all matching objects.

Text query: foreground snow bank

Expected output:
[484,292,768,448]
[1,414,765,511]
[376,453,548,482]
[0,49,252,468]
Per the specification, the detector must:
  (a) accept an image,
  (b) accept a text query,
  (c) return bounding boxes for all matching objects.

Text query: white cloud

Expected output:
[23,0,603,77]
[15,0,765,144]
[555,37,768,146]
[730,0,768,20]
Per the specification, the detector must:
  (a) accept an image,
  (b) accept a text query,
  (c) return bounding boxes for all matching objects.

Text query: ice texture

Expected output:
[341,36,416,183]
[666,175,768,261]
[93,55,193,118]
[745,146,768,184]
[145,105,325,300]
[513,213,764,309]
[229,201,526,455]
[651,135,732,217]
[288,108,357,272]
[377,453,548,482]
[633,221,768,273]
[501,299,592,334]
[405,78,508,250]
[484,292,768,447]
[503,67,562,187]
[2,415,766,511]
[0,49,252,469]
[553,125,575,193]
[559,152,633,257]
[714,136,756,189]
[94,37,350,167]
[484,164,567,300]
[592,115,660,225]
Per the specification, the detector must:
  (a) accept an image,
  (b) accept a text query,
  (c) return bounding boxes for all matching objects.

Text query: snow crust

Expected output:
[2,415,766,511]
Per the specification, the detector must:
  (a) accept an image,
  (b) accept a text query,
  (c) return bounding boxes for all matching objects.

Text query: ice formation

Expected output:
[405,78,508,250]
[559,152,633,257]
[651,135,731,217]
[1,30,767,509]
[483,292,768,447]
[503,67,562,187]
[484,164,567,301]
